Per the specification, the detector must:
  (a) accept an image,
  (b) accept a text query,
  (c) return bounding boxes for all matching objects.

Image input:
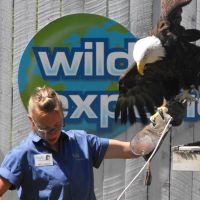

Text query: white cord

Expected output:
[116,116,173,200]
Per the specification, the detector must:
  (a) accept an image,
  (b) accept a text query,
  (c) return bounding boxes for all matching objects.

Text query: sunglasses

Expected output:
[32,118,63,135]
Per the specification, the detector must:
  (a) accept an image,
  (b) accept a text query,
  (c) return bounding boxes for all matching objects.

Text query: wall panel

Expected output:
[62,0,84,16]
[12,0,36,148]
[0,0,13,156]
[0,1,14,199]
[38,0,61,30]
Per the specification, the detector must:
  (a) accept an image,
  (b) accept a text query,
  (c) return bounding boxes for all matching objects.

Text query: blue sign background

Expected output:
[18,13,138,138]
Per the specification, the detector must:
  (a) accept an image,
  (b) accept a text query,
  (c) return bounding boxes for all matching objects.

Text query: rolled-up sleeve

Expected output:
[0,150,23,189]
[87,134,109,168]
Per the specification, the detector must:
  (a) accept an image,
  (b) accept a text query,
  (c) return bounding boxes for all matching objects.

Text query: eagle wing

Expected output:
[115,62,166,124]
[156,0,200,43]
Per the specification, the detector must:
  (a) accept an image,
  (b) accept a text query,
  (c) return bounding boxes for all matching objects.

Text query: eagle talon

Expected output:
[176,89,198,105]
[150,106,168,125]
[150,118,156,126]
[158,109,164,120]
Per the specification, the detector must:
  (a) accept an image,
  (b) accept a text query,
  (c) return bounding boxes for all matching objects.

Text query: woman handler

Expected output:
[0,86,172,200]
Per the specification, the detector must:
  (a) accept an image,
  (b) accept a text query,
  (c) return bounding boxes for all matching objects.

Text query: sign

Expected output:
[172,145,200,171]
[18,13,138,138]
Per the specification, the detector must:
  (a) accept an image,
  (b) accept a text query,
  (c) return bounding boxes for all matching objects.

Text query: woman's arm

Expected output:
[104,139,139,159]
[0,177,12,198]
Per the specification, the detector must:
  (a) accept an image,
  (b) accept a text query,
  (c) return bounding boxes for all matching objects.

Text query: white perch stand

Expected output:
[172,145,200,171]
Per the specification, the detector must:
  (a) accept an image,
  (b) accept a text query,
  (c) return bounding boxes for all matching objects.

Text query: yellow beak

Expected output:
[136,62,144,75]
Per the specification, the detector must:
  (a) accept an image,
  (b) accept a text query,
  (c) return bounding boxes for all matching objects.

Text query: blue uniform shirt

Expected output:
[0,130,109,200]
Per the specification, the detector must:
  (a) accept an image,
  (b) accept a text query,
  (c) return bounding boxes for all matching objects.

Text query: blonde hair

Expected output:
[28,86,63,116]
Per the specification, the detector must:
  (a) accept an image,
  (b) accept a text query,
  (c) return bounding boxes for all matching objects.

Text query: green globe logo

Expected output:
[18,13,138,138]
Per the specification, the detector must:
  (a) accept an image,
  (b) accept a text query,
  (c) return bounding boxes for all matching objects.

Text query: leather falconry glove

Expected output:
[130,107,172,157]
[130,106,172,185]
[129,97,187,185]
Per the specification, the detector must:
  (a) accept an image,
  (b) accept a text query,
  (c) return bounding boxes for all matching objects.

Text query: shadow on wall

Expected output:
[0,150,5,163]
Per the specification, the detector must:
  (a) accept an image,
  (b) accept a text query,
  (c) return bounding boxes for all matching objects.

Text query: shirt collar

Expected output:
[30,131,43,143]
[30,130,69,143]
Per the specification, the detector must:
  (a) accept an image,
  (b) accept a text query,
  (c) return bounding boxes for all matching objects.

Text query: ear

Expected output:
[27,115,34,125]
[180,29,200,42]
[27,115,37,132]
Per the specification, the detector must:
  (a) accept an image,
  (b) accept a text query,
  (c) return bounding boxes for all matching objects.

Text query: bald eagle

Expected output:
[115,0,200,125]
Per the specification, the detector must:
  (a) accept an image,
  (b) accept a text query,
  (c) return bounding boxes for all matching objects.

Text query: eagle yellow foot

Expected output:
[150,106,168,125]
[176,89,199,104]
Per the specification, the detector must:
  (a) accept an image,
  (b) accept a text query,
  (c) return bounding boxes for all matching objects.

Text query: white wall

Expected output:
[0,0,200,199]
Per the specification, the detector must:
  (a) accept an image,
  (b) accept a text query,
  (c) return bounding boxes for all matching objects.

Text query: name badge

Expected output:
[34,154,53,166]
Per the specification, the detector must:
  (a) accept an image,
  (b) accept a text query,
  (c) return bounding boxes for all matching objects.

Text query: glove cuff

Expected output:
[130,132,159,156]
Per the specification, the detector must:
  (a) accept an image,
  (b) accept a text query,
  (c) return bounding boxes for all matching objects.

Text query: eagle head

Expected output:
[133,36,166,75]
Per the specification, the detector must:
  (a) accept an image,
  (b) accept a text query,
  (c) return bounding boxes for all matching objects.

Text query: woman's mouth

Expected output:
[47,136,58,144]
